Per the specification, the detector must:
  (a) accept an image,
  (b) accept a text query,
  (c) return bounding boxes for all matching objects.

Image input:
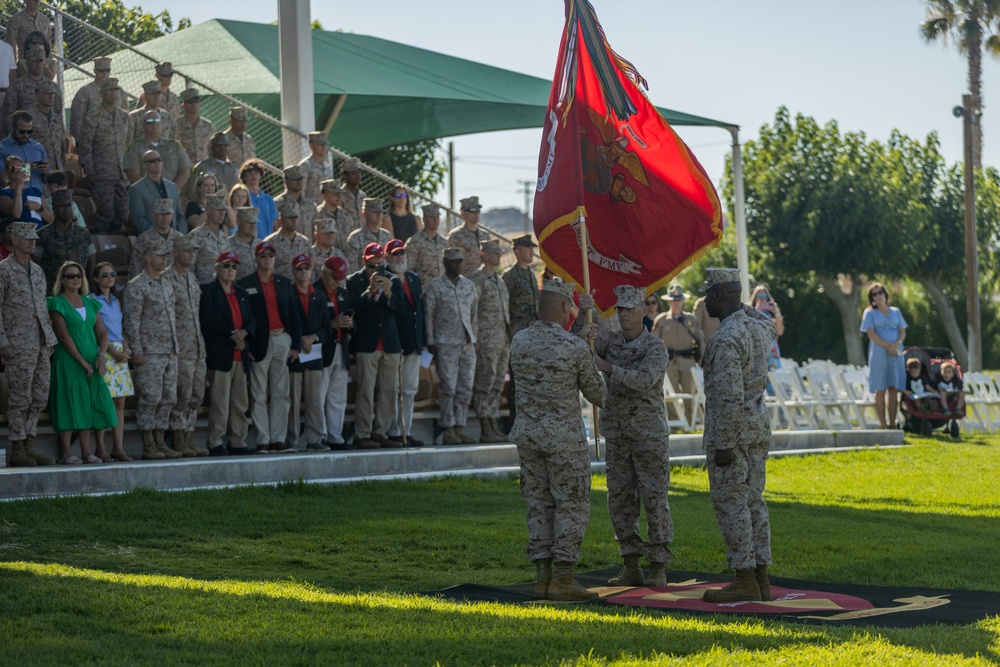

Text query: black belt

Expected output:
[669,349,696,359]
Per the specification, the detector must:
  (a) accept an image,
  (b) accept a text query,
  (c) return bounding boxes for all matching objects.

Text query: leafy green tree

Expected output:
[357,139,447,199]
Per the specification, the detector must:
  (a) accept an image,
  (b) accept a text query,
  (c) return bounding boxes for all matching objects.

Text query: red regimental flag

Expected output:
[534,0,722,315]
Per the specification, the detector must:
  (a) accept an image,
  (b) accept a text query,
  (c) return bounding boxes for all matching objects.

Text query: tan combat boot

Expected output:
[23,436,53,465]
[490,418,508,442]
[645,562,667,587]
[441,427,462,445]
[534,558,552,598]
[154,430,183,459]
[9,441,36,467]
[478,418,504,443]
[141,431,164,460]
[186,432,210,457]
[456,425,478,444]
[547,562,597,602]
[702,568,762,603]
[608,554,645,586]
[755,563,772,602]
[171,430,197,457]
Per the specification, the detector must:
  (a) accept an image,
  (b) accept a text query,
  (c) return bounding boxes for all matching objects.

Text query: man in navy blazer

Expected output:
[346,242,404,449]
[237,240,302,453]
[315,255,353,449]
[127,149,186,234]
[199,250,256,455]
[385,239,426,447]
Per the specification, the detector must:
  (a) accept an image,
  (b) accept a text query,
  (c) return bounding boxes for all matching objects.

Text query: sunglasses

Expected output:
[645,299,657,305]
[220,263,238,270]
[15,128,33,135]
[392,192,407,198]
[258,253,276,259]
[365,263,380,270]
[144,118,161,124]
[98,272,117,278]
[63,273,82,279]
[144,158,163,163]
[871,290,886,297]
[294,265,312,272]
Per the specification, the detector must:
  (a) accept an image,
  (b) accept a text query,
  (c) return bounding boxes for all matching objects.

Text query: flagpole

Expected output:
[578,209,601,462]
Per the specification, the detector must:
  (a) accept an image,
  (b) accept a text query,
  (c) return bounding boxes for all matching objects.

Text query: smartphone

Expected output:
[19,163,30,179]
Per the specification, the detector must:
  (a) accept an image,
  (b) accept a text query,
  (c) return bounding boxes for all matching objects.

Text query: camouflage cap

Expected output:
[205,192,227,210]
[141,80,160,94]
[51,189,73,207]
[340,157,362,173]
[541,277,575,301]
[236,206,259,223]
[698,267,741,293]
[421,203,440,218]
[283,165,304,180]
[320,179,342,194]
[180,88,200,103]
[512,234,537,248]
[152,198,174,214]
[442,247,464,261]
[315,219,337,234]
[11,222,39,240]
[307,131,327,144]
[479,239,502,254]
[173,234,200,251]
[277,200,300,218]
[664,283,686,301]
[93,56,112,71]
[230,106,247,120]
[98,78,120,91]
[613,284,645,309]
[34,79,57,94]
[460,196,481,212]
[155,61,174,76]
[362,198,383,214]
[146,237,172,256]
[26,46,45,62]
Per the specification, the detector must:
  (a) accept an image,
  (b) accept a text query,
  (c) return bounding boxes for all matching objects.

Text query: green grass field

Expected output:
[2,434,999,666]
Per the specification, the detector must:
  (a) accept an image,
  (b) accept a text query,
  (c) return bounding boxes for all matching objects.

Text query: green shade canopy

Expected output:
[67,18,735,154]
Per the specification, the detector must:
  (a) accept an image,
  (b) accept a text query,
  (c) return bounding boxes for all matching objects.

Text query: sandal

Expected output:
[58,455,82,465]
[95,450,113,463]
[110,449,133,462]
[83,454,102,464]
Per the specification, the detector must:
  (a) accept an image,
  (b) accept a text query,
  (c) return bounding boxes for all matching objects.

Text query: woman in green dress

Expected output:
[48,261,118,464]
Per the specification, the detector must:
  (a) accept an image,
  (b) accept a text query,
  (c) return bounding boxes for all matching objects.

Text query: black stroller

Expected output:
[900,347,965,438]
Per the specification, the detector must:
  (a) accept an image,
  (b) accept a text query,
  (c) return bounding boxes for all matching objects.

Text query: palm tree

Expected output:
[922,0,1000,167]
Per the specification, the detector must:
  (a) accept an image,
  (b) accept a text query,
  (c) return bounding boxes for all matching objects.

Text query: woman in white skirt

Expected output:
[90,262,135,461]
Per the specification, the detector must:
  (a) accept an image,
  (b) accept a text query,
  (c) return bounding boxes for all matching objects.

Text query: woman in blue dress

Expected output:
[860,282,907,429]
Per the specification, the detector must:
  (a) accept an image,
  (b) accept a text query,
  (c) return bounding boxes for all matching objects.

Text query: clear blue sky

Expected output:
[148,0,998,212]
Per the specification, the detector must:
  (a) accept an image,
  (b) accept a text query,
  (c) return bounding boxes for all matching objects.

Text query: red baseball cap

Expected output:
[254,241,275,256]
[385,239,405,255]
[292,253,312,268]
[215,250,239,264]
[324,255,348,280]
[363,242,384,260]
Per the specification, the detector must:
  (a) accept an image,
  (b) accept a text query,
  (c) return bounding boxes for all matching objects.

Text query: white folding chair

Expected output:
[838,368,880,429]
[689,366,706,430]
[663,374,693,431]
[799,366,854,429]
[960,372,999,432]
[770,368,821,429]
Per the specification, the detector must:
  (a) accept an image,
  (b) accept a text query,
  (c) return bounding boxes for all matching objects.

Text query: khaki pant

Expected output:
[206,364,249,449]
[134,353,178,431]
[389,352,420,438]
[288,369,323,446]
[249,331,291,446]
[354,350,400,439]
[318,346,349,444]
[170,353,206,431]
[666,357,696,422]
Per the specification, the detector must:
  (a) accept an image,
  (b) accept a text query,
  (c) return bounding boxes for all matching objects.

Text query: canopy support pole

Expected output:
[277,0,314,165]
[728,127,750,301]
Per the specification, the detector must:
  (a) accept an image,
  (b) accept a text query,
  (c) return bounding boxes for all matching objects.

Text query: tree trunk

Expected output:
[819,273,865,366]
[919,277,969,368]
[968,22,983,168]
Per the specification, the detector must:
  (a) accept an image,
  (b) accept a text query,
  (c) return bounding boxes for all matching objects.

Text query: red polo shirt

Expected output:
[224,286,243,361]
[260,273,283,331]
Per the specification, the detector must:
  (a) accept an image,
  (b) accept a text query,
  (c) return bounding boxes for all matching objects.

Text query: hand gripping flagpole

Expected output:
[578,209,601,462]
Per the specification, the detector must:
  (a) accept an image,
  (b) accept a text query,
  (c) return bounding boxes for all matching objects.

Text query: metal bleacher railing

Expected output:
[28,3,514,254]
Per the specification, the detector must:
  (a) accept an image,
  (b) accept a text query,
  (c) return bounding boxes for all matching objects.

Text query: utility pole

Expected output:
[954,95,982,370]
[517,179,535,234]
[447,142,455,234]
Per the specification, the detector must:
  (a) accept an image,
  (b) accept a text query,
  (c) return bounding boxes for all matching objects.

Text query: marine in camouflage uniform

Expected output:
[78,78,130,233]
[69,57,128,141]
[339,157,367,233]
[154,62,183,121]
[469,239,510,443]
[274,165,317,237]
[126,81,175,144]
[4,5,51,64]
[175,88,216,165]
[502,236,539,340]
[424,247,479,443]
[595,285,673,587]
[189,192,233,284]
[163,235,208,457]
[28,79,64,173]
[34,189,95,291]
[229,207,260,281]
[297,131,333,202]
[123,129,192,185]
[0,223,57,466]
[699,268,777,603]
[1,47,62,138]
[224,106,255,166]
[188,132,240,200]
[263,200,311,280]
[509,278,606,600]
[448,196,488,276]
[313,180,352,253]
[123,237,182,459]
[344,198,393,274]
[130,209,183,280]
[405,202,446,288]
[309,217,348,270]
[651,283,706,423]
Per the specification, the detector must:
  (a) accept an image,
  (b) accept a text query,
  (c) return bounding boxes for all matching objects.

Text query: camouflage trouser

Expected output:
[471,341,509,419]
[169,352,206,431]
[134,353,178,431]
[517,445,591,564]
[5,344,49,442]
[606,437,674,563]
[706,440,772,570]
[436,343,475,428]
[91,177,129,233]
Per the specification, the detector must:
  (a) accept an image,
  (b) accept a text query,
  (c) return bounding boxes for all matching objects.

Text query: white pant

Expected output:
[390,352,421,437]
[249,331,291,445]
[319,345,349,444]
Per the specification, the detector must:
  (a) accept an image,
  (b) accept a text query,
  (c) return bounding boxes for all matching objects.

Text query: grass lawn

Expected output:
[1,433,999,665]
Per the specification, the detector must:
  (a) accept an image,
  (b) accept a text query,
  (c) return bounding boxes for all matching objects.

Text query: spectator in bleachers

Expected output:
[0,221,56,466]
[90,261,133,462]
[229,206,259,280]
[4,3,51,69]
[469,239,510,444]
[383,184,421,245]
[154,62,182,120]
[69,56,126,141]
[78,78,129,234]
[189,133,238,203]
[315,255,352,449]
[339,157,366,233]
[28,79,63,174]
[286,253,329,452]
[0,154,50,226]
[642,292,659,332]
[347,242,403,449]
[127,81,174,144]
[309,218,347,273]
[239,240,301,453]
[163,235,209,457]
[16,30,54,80]
[124,237,182,460]
[47,260,118,464]
[240,159,277,239]
[175,88,214,165]
[385,239,425,447]
[44,172,83,227]
[1,46,58,138]
[200,250,255,456]
[406,203,446,288]
[185,171,218,230]
[297,131,332,202]
[123,110,191,192]
[226,182,250,232]
[0,217,14,259]
[860,281,908,430]
[264,200,310,281]
[275,165,316,237]
[0,36,14,114]
[345,198,392,274]
[0,108,48,192]
[750,285,784,371]
[449,196,486,276]
[129,198,182,279]
[127,149,185,235]
[189,192,231,284]
[224,106,255,167]
[313,179,350,252]
[35,189,95,291]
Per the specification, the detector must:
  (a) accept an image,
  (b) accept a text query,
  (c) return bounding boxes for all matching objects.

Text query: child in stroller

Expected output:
[900,347,965,438]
